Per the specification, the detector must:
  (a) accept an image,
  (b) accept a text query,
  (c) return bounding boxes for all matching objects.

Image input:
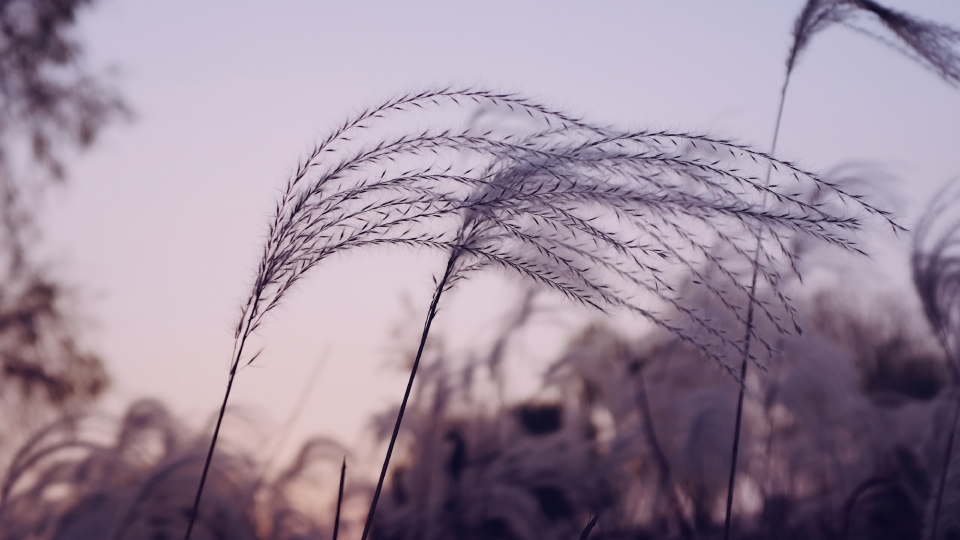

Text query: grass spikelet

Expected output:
[788,0,960,85]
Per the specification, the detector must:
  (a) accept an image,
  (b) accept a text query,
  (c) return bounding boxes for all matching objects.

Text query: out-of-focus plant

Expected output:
[361,266,945,539]
[0,249,948,539]
[0,399,347,540]
[0,0,126,460]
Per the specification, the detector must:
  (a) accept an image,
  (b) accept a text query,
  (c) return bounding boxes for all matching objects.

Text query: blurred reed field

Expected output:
[1,1,960,540]
[3,253,959,540]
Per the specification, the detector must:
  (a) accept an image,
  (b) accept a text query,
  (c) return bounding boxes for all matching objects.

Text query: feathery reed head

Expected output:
[238,88,898,374]
[0,400,341,540]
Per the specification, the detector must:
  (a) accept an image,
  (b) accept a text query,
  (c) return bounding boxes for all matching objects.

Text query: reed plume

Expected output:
[184,88,898,539]
[913,182,960,378]
[788,0,960,86]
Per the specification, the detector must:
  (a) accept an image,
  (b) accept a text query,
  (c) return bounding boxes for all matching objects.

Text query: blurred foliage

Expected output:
[364,277,953,540]
[0,400,346,540]
[0,0,125,457]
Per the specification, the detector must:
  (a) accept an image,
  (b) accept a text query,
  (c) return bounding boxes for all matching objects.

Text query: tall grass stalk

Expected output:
[723,3,960,537]
[183,88,898,539]
[633,363,691,536]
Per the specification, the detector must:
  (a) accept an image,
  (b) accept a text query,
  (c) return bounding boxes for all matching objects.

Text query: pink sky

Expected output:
[36,1,960,470]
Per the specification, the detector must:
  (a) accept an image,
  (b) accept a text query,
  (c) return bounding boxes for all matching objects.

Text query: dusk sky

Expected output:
[36,1,960,470]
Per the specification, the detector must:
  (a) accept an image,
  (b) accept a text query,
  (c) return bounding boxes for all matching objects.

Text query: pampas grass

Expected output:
[0,400,344,540]
[184,87,898,538]
[0,269,941,538]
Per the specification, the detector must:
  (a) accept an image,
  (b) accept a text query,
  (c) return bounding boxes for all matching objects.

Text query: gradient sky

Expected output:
[35,1,960,469]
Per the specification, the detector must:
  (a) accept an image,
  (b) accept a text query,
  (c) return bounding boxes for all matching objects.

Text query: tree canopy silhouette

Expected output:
[0,0,125,449]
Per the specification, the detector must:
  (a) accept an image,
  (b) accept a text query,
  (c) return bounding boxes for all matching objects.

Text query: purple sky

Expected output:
[36,1,960,469]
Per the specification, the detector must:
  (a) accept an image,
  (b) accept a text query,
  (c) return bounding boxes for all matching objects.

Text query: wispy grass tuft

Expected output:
[183,88,898,539]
